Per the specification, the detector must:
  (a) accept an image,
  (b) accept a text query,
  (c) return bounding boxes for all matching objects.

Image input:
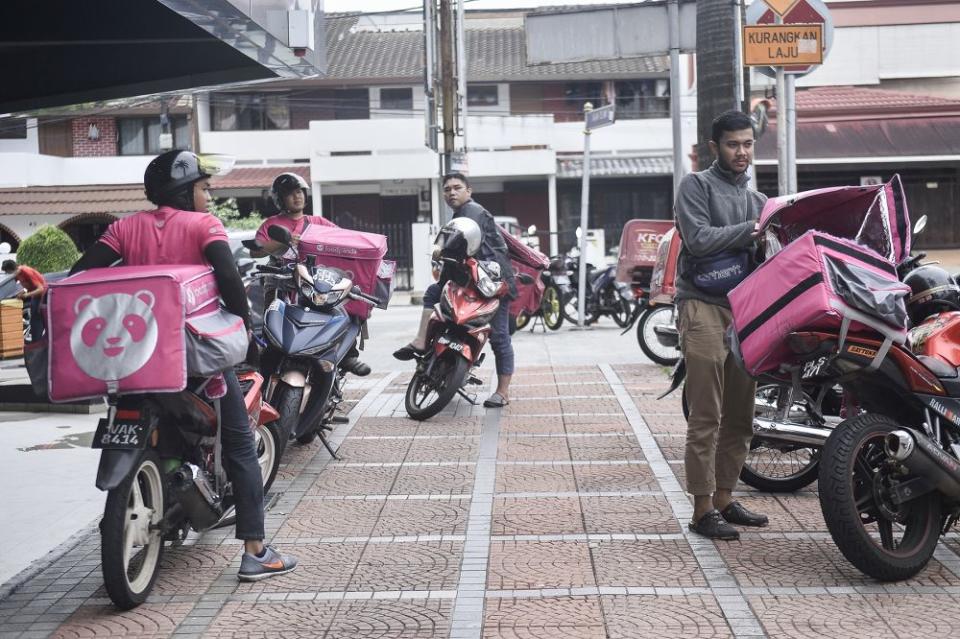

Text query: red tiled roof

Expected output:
[210,165,310,190]
[770,86,960,118]
[0,184,150,216]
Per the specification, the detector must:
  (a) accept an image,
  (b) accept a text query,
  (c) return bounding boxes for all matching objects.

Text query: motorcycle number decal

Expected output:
[847,345,877,358]
[92,413,149,449]
[438,336,464,352]
[801,356,828,379]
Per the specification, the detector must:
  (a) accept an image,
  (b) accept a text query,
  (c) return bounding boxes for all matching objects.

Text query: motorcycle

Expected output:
[256,225,381,458]
[623,226,682,366]
[503,227,558,332]
[562,247,633,327]
[95,367,282,609]
[405,256,527,420]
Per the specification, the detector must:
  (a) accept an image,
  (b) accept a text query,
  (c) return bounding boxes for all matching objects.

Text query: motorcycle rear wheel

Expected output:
[542,286,563,330]
[637,306,680,366]
[255,422,282,493]
[611,297,632,328]
[405,353,470,421]
[100,450,166,610]
[819,413,942,581]
[563,295,598,325]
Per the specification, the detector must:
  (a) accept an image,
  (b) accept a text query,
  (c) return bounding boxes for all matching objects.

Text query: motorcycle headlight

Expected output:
[300,282,315,302]
[311,288,343,307]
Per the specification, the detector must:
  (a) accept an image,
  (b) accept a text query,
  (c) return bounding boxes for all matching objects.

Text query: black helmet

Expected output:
[904,264,960,325]
[271,172,310,210]
[144,150,234,211]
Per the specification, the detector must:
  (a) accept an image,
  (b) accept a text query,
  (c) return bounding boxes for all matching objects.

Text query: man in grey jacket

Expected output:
[674,110,769,540]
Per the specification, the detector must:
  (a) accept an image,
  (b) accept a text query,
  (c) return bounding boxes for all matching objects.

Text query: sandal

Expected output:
[483,392,510,408]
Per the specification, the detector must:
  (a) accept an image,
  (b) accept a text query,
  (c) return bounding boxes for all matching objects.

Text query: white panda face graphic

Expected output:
[69,290,159,381]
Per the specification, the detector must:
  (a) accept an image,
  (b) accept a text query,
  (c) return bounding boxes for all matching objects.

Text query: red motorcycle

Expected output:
[404,255,519,420]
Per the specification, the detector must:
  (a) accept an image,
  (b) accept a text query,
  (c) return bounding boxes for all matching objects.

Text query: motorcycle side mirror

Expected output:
[913,215,928,236]
[268,225,293,246]
[526,224,537,236]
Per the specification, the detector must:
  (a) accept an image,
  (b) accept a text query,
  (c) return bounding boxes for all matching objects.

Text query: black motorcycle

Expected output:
[256,226,380,458]
[561,248,633,327]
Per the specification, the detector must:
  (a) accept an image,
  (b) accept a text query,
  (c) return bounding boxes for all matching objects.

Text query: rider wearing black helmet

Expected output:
[904,264,960,326]
[255,172,338,257]
[70,149,298,582]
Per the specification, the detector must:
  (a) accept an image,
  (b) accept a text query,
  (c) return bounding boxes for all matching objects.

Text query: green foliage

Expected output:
[16,225,80,273]
[209,197,264,231]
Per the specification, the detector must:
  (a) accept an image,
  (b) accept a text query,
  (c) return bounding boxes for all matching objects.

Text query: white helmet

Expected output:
[436,217,482,259]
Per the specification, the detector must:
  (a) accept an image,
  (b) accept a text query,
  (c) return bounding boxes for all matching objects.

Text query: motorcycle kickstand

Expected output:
[317,431,339,459]
[456,388,478,405]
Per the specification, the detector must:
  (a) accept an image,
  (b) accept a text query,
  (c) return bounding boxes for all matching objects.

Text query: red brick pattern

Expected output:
[71,117,117,157]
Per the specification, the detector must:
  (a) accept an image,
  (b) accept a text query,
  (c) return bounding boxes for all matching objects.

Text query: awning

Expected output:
[756,117,960,164]
[0,0,326,114]
[0,185,150,217]
[211,165,311,190]
[557,155,673,179]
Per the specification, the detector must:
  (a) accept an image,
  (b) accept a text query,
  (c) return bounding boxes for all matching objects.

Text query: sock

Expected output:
[253,546,269,559]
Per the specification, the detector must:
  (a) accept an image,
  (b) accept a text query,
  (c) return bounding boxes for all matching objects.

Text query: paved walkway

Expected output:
[4,363,960,638]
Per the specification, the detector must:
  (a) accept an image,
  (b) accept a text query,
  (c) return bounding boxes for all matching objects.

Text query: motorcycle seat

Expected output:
[917,355,959,379]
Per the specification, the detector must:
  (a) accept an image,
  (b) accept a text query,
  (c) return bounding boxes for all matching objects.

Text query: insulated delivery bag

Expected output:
[45,265,247,402]
[729,230,910,377]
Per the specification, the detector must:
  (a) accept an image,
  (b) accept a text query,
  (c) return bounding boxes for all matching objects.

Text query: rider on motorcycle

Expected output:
[255,172,370,378]
[70,149,298,582]
[394,173,517,407]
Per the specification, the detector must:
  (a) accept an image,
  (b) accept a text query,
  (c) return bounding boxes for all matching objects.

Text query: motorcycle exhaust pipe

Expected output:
[753,417,832,447]
[885,429,960,499]
[170,463,222,530]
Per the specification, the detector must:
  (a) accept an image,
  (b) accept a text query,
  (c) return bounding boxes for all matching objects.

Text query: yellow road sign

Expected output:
[743,24,823,67]
[762,0,801,16]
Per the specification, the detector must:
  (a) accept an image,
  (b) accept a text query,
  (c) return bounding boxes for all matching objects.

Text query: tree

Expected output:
[695,0,743,170]
[209,197,263,231]
[16,225,80,273]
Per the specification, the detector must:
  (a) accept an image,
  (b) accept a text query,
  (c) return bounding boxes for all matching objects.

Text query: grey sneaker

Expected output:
[238,545,298,582]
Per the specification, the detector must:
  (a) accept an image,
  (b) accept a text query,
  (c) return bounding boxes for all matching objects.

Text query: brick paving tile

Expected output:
[335,438,413,463]
[488,541,595,589]
[568,436,645,462]
[325,599,452,639]
[633,396,683,415]
[643,414,690,435]
[373,498,470,536]
[750,594,898,639]
[580,496,681,534]
[278,499,385,538]
[774,493,829,531]
[505,399,562,415]
[493,497,584,535]
[591,540,708,587]
[601,595,732,639]
[415,419,483,436]
[563,414,629,425]
[497,437,571,462]
[563,421,634,434]
[51,603,194,639]
[555,371,606,383]
[204,601,339,638]
[349,420,420,437]
[572,463,658,492]
[669,461,689,489]
[235,542,364,594]
[483,596,606,639]
[392,464,476,494]
[868,594,960,636]
[720,538,960,588]
[152,545,241,596]
[307,465,399,496]
[511,374,557,386]
[561,398,623,415]
[495,464,577,493]
[499,416,566,434]
[404,438,479,463]
[349,541,463,591]
[510,384,560,398]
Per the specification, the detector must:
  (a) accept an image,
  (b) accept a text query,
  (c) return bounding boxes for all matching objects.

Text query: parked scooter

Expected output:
[256,225,380,458]
[95,368,282,608]
[562,246,633,327]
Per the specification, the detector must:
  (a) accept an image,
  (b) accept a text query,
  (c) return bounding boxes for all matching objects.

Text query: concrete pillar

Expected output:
[312,181,323,218]
[548,174,558,256]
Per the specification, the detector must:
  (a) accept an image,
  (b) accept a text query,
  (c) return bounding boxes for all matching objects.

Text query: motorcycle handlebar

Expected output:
[348,286,381,306]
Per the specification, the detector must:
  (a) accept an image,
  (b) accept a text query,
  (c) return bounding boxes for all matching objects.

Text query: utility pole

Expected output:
[695,0,739,170]
[439,0,456,183]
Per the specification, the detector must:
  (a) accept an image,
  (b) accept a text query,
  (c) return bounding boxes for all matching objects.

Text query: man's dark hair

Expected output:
[711,110,755,143]
[442,172,471,188]
[1,260,16,273]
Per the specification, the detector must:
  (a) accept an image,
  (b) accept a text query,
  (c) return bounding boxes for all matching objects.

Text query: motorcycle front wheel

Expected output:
[272,382,304,452]
[100,450,166,610]
[637,306,680,366]
[563,295,598,326]
[819,413,941,581]
[515,311,530,331]
[542,285,563,330]
[405,352,470,421]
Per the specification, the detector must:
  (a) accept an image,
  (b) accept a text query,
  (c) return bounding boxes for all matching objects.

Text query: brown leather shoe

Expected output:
[689,510,739,540]
[720,501,769,527]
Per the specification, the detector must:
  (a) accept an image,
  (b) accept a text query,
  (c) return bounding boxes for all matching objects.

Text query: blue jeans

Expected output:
[423,283,514,376]
[219,369,265,540]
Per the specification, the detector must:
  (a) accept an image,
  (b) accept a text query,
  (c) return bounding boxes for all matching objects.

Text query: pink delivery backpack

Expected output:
[298,226,394,319]
[729,230,911,377]
[46,265,247,402]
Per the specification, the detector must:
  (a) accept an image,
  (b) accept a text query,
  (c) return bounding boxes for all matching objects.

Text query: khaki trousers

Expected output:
[678,299,756,495]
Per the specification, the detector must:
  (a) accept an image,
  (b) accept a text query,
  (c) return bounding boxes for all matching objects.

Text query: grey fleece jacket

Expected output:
[674,161,767,308]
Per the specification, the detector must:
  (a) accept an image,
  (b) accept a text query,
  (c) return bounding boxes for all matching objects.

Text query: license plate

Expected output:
[438,336,464,352]
[92,409,149,450]
[553,275,570,285]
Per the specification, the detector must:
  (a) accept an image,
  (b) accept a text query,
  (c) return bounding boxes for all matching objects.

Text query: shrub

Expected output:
[209,197,264,231]
[16,225,80,273]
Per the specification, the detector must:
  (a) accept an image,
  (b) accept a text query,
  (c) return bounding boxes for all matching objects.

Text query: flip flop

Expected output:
[483,392,510,408]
